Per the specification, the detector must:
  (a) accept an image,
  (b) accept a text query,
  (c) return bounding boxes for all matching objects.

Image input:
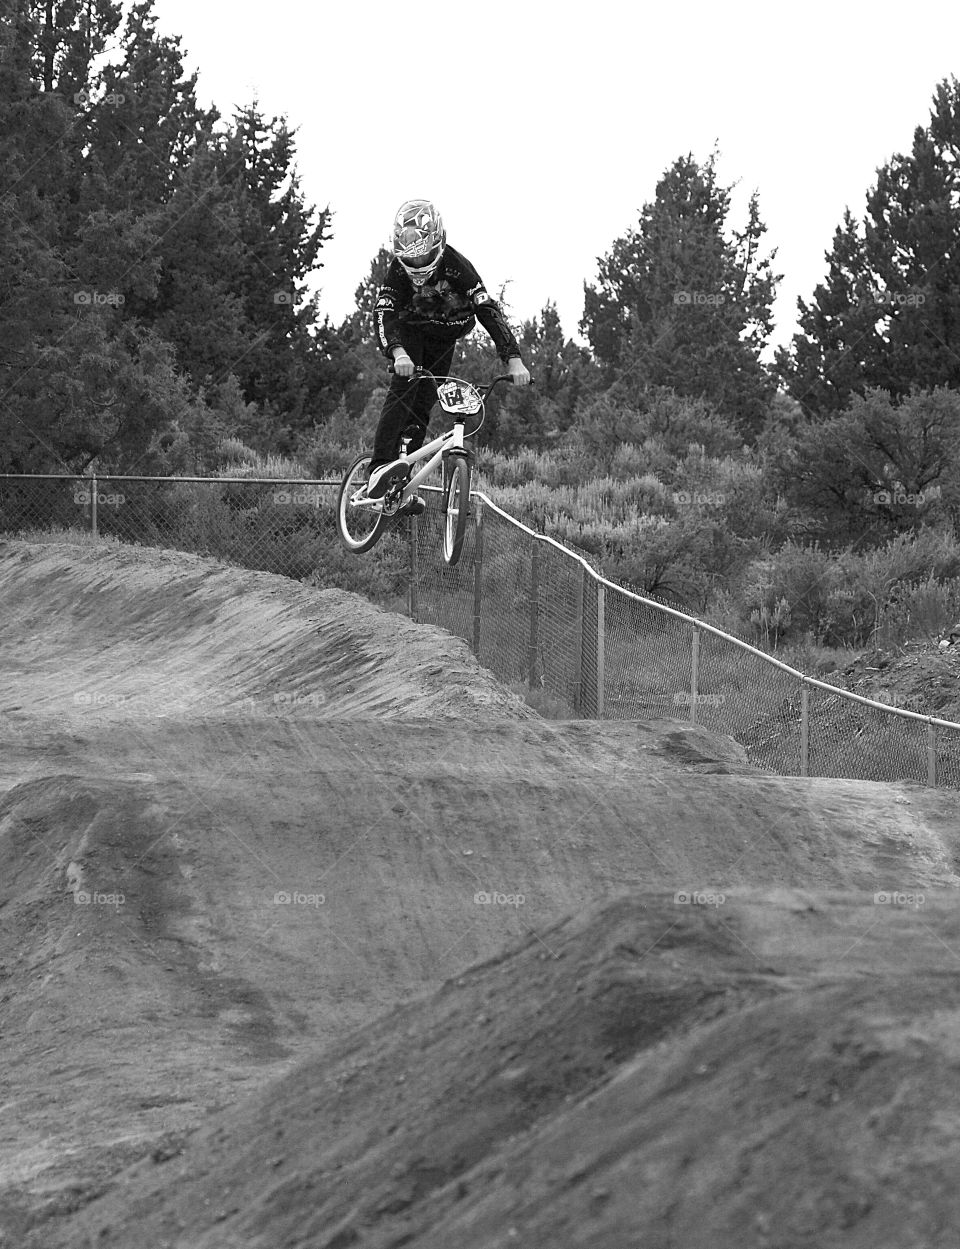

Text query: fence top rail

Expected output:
[0,474,340,486]
[472,488,960,735]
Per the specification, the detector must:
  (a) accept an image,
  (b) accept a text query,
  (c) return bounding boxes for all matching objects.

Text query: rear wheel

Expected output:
[337,455,387,553]
[441,455,470,566]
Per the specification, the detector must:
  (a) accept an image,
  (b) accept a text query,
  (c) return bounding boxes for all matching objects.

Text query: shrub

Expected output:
[740,528,960,648]
[743,544,840,644]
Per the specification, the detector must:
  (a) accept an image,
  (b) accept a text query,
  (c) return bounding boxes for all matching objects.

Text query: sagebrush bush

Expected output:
[740,528,960,648]
[877,574,960,648]
[570,387,743,465]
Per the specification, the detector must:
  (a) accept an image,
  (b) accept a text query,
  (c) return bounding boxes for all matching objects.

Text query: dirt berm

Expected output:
[1,539,959,1248]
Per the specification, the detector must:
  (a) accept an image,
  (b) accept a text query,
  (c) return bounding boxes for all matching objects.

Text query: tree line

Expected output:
[3,2,960,560]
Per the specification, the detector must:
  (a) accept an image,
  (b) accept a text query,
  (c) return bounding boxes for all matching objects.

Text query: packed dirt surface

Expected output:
[836,638,960,720]
[2,539,960,1248]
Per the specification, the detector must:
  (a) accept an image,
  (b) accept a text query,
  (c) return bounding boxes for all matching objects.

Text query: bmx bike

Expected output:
[336,369,516,567]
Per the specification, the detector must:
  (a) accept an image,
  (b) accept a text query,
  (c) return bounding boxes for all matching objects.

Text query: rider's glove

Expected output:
[506,357,531,387]
[393,348,415,378]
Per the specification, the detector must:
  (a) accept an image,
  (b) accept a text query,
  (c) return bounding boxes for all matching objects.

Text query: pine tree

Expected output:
[490,301,595,446]
[781,76,960,417]
[581,152,779,438]
[208,103,332,427]
[0,0,203,470]
[325,246,393,418]
[0,3,91,469]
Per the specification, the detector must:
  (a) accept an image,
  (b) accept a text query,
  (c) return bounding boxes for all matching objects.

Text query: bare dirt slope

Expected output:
[838,638,960,719]
[1,539,959,1248]
[48,893,960,1249]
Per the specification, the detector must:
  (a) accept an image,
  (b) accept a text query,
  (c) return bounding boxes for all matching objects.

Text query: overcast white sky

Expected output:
[149,0,960,354]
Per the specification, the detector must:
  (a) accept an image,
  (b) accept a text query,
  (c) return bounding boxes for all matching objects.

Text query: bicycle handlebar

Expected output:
[481,374,517,398]
[385,365,529,399]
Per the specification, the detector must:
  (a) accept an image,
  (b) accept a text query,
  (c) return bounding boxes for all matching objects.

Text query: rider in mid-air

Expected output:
[365,199,530,509]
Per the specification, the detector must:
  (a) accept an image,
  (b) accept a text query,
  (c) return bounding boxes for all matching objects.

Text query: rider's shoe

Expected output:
[397,494,426,517]
[366,458,409,499]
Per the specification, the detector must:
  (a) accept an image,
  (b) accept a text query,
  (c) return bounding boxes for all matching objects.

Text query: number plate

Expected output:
[437,379,482,415]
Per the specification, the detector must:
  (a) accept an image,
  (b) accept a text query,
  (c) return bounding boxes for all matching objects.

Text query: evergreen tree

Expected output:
[208,103,332,428]
[0,1,208,470]
[517,301,595,421]
[344,244,392,344]
[581,152,779,438]
[0,2,97,469]
[24,0,121,97]
[771,388,960,545]
[325,247,393,418]
[487,302,596,447]
[781,76,960,417]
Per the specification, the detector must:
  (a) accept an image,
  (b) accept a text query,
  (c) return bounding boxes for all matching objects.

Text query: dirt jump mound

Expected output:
[0,539,958,1248]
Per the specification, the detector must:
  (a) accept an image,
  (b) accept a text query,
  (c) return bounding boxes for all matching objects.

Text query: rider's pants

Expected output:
[371,333,457,470]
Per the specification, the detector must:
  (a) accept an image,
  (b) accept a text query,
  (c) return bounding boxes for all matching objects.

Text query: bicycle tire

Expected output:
[337,455,387,554]
[441,455,470,566]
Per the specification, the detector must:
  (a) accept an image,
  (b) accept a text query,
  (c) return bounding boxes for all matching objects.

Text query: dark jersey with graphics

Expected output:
[374,245,521,363]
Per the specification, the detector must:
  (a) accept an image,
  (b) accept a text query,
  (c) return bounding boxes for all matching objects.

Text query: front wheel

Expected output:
[337,455,387,554]
[441,455,470,566]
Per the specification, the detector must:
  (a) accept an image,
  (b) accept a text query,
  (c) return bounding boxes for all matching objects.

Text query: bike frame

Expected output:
[348,372,509,516]
[400,422,465,497]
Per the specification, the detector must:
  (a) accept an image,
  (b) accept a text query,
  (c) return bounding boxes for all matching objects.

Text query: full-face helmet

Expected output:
[393,199,445,285]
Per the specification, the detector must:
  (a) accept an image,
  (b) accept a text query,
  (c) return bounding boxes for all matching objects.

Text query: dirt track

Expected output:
[2,539,960,1248]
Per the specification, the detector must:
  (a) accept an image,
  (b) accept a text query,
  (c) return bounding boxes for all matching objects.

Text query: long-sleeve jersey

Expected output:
[374,245,522,363]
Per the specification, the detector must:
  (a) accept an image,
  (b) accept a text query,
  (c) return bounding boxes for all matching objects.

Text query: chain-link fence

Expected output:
[0,472,345,581]
[4,472,960,789]
[411,489,960,790]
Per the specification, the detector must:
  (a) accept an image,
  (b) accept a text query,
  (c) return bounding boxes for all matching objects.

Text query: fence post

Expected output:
[527,539,540,690]
[472,497,483,658]
[408,514,419,623]
[90,473,98,538]
[573,565,585,717]
[596,582,605,719]
[800,684,810,777]
[928,721,938,787]
[690,626,700,726]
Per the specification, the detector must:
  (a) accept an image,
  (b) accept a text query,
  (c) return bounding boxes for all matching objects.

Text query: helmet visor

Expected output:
[400,246,441,271]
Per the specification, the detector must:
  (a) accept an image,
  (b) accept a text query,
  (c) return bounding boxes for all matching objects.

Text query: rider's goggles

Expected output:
[400,247,441,270]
